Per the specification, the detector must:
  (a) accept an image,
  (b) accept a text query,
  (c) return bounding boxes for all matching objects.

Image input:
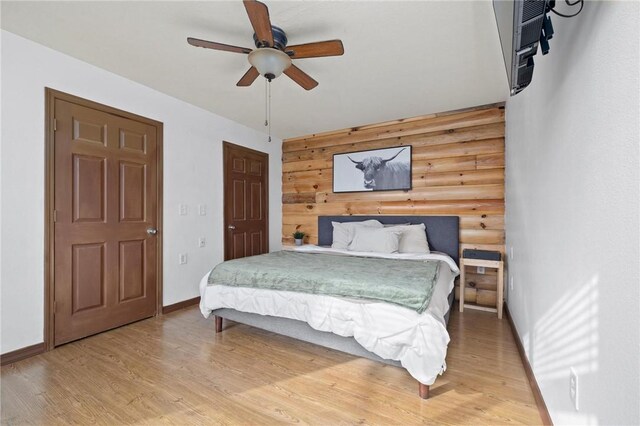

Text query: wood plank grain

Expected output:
[283,168,331,182]
[283,142,502,173]
[282,192,317,204]
[460,229,505,244]
[477,153,505,169]
[413,168,504,188]
[283,108,505,152]
[465,273,500,291]
[283,102,504,143]
[282,168,505,194]
[316,184,504,204]
[283,158,333,173]
[412,155,478,174]
[477,289,498,306]
[282,123,505,163]
[454,285,478,303]
[0,304,542,425]
[282,215,318,227]
[459,214,505,230]
[282,179,333,194]
[282,199,505,216]
[412,138,504,161]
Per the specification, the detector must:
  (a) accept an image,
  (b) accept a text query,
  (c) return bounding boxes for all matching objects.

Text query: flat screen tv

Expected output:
[493,0,551,95]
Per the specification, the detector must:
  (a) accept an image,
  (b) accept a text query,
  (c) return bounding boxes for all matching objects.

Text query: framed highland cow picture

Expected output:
[333,146,412,193]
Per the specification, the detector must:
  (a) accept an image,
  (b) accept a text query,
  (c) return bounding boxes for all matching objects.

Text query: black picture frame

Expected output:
[332,145,412,193]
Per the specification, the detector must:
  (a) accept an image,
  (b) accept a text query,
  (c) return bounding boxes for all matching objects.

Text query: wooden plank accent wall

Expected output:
[281,103,505,305]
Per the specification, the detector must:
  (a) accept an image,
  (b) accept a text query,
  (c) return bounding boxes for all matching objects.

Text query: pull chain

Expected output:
[264,79,272,142]
[268,80,272,143]
[264,78,268,128]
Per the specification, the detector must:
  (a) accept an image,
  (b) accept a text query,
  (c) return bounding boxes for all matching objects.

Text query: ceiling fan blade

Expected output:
[284,65,318,90]
[243,0,274,47]
[237,67,260,87]
[187,37,252,54]
[286,40,344,59]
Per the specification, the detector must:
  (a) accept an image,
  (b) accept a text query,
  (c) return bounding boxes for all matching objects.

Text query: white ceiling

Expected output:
[1,1,509,139]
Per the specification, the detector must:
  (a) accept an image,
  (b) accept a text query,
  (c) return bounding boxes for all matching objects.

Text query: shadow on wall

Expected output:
[547,1,602,90]
[524,276,599,425]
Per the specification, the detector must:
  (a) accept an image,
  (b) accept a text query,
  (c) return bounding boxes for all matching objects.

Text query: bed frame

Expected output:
[213,215,460,399]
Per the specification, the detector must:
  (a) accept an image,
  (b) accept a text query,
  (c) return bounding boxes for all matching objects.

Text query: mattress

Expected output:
[199,246,459,385]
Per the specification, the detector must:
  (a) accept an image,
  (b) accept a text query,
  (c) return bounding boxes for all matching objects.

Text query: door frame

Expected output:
[222,141,269,261]
[44,88,164,350]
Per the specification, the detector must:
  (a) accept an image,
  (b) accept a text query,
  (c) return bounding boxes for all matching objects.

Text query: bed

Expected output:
[199,215,460,398]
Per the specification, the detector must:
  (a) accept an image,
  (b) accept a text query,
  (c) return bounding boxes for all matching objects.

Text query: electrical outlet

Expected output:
[198,237,206,248]
[510,275,514,292]
[198,204,206,216]
[570,368,579,411]
[477,266,485,274]
[179,204,188,216]
[179,253,188,264]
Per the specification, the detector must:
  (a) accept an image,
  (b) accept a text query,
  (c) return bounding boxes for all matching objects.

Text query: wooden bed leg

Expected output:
[418,383,430,399]
[215,315,223,333]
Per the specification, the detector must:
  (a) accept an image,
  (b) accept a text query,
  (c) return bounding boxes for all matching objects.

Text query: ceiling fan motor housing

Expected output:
[253,25,288,50]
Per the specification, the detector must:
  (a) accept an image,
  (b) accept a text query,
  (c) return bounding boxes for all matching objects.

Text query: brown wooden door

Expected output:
[53,99,159,346]
[223,142,269,260]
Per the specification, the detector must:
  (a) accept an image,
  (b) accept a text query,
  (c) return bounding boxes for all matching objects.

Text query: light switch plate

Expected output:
[198,237,206,248]
[198,204,206,216]
[179,204,188,216]
[179,253,187,264]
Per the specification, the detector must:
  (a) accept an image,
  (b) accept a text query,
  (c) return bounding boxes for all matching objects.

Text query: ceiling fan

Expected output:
[187,0,344,90]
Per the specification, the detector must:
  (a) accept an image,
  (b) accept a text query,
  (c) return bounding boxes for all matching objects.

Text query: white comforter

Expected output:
[199,246,460,385]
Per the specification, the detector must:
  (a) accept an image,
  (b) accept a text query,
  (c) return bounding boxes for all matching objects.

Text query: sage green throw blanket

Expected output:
[207,251,441,314]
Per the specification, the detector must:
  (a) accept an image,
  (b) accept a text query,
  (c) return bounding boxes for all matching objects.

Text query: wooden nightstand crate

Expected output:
[459,256,504,319]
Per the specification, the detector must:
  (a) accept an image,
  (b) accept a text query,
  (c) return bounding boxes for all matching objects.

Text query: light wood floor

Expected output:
[1,305,542,425]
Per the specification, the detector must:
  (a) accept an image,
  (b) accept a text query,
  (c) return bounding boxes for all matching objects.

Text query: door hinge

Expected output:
[53,300,57,314]
[53,119,57,131]
[53,210,58,222]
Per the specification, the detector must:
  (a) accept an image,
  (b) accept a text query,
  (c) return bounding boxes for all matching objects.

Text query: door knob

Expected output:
[228,225,236,230]
[147,228,158,235]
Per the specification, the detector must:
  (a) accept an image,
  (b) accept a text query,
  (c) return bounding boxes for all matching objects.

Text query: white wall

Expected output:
[505,2,639,425]
[0,31,282,354]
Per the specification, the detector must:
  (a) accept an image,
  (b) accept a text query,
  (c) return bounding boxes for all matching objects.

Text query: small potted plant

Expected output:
[293,231,306,246]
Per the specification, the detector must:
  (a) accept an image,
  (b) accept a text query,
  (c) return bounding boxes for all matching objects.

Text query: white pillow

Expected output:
[396,224,430,254]
[348,227,402,254]
[331,220,383,249]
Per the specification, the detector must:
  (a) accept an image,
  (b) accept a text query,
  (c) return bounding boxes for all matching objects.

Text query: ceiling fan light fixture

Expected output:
[248,48,291,80]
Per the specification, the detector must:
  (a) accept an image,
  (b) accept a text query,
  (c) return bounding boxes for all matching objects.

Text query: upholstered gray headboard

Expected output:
[317,216,460,265]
